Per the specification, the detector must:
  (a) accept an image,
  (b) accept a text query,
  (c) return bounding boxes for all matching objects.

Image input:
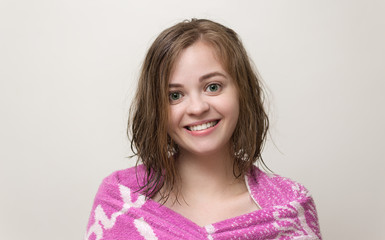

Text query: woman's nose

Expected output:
[186,95,210,115]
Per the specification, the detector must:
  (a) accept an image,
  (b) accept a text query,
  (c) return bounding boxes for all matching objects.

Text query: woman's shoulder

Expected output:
[247,165,313,208]
[99,164,146,192]
[245,166,322,239]
[87,165,148,219]
[85,165,150,239]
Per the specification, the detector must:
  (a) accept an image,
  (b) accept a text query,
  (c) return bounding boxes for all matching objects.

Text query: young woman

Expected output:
[85,19,321,240]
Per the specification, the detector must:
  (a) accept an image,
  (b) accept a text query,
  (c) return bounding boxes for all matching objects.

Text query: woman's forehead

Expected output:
[168,41,231,83]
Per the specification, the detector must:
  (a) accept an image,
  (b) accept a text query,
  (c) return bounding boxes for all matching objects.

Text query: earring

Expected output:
[167,139,178,158]
[167,145,177,158]
[234,149,249,161]
[167,135,179,158]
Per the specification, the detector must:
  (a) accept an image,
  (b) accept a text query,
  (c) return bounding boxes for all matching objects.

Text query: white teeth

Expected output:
[188,121,218,131]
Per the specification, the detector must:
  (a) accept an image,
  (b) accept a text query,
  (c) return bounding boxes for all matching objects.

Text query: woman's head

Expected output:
[129,18,269,199]
[167,40,240,158]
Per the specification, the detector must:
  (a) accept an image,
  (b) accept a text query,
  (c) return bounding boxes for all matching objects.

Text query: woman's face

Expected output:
[167,41,239,157]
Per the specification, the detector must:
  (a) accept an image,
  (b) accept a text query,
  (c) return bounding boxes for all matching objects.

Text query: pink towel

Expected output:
[85,165,321,239]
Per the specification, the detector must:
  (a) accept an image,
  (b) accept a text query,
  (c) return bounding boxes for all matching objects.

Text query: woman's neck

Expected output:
[174,148,247,202]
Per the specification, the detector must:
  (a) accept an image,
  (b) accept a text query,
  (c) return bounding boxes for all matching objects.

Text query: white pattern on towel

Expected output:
[134,217,158,240]
[85,185,146,240]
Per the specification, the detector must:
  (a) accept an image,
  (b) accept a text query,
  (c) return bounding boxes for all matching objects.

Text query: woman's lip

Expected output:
[185,120,220,136]
[184,119,220,128]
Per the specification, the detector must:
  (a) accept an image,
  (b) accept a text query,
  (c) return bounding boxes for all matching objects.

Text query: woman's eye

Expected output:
[206,83,221,92]
[169,92,182,101]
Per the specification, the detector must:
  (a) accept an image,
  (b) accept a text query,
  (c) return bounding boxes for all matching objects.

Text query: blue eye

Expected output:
[206,84,220,92]
[169,92,182,101]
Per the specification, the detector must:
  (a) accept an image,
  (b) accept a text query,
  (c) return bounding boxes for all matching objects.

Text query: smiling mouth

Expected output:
[185,120,219,131]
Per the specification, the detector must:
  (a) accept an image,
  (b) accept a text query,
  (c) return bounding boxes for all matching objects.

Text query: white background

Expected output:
[1,0,384,239]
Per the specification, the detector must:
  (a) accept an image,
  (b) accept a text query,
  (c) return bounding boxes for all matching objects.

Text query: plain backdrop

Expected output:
[1,0,384,239]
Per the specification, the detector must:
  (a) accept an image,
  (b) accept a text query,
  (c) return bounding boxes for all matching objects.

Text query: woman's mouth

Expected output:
[185,120,219,131]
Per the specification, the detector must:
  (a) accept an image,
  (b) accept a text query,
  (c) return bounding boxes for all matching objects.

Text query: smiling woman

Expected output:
[166,41,239,158]
[84,19,322,239]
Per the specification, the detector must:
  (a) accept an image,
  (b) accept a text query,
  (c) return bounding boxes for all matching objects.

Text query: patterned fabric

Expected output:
[85,165,321,239]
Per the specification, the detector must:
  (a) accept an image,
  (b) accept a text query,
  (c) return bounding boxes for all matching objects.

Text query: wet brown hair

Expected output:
[128,18,269,201]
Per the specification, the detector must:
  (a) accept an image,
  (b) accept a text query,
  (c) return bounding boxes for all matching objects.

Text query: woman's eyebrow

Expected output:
[168,83,183,88]
[199,72,227,82]
[168,72,227,88]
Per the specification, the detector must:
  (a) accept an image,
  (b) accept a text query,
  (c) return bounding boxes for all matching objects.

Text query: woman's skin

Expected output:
[153,41,260,227]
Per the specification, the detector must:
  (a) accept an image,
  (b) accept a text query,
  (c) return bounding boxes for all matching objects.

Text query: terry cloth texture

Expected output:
[85,165,322,240]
